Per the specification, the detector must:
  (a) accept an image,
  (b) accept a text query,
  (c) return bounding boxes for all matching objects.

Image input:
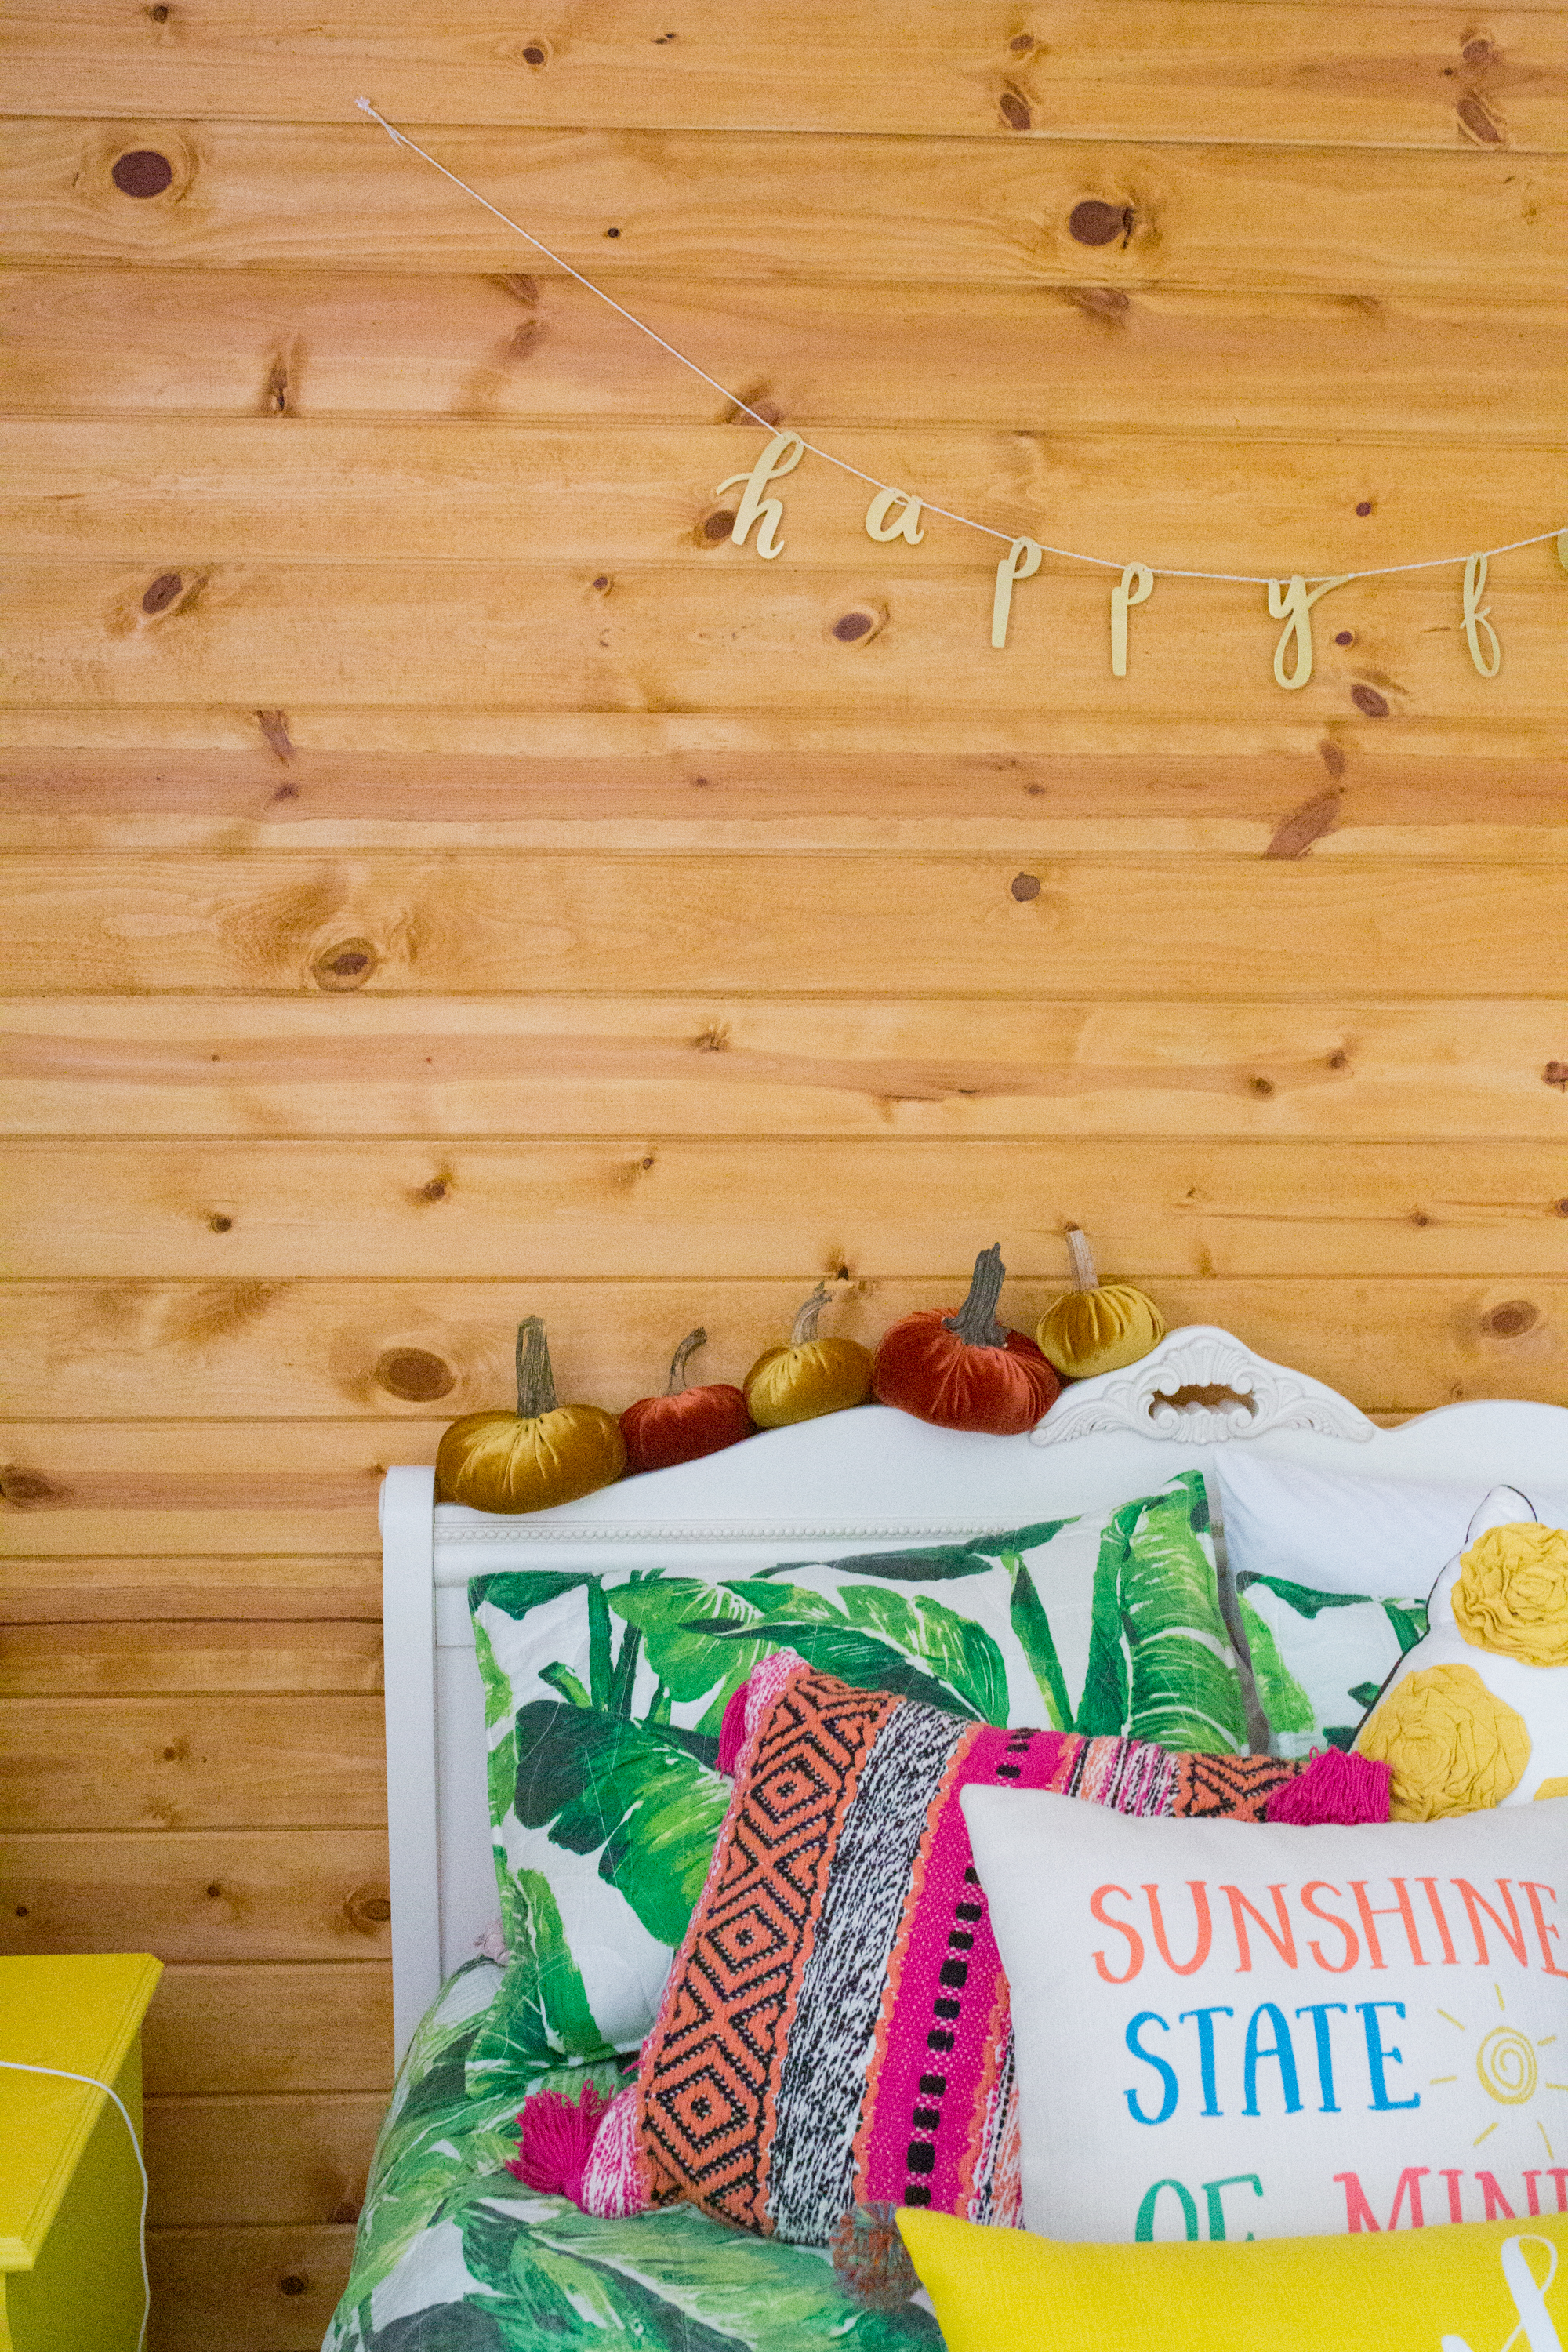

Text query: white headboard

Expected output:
[378,1325,1568,2056]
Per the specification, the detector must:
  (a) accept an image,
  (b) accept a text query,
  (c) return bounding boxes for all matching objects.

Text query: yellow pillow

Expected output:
[897,2206,1568,2352]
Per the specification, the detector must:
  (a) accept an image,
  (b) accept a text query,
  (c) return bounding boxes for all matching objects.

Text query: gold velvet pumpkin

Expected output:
[437,1317,626,1513]
[743,1283,874,1429]
[1036,1227,1166,1381]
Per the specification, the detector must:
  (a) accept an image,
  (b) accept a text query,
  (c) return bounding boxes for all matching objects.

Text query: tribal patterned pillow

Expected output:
[512,1653,1303,2249]
[467,1472,1253,2088]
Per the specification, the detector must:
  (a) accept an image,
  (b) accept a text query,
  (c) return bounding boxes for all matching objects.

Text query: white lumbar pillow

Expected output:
[1355,1486,1568,1816]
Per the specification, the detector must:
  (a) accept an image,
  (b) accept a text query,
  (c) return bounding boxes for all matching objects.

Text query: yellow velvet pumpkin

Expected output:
[1036,1226,1165,1381]
[743,1283,874,1429]
[437,1317,626,1513]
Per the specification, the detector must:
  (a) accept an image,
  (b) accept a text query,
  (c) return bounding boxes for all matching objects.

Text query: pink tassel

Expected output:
[1267,1746,1390,1828]
[717,1678,752,1775]
[506,2080,610,2204]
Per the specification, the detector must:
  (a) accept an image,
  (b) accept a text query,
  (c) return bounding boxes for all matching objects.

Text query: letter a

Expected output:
[715,432,805,561]
[992,537,1043,649]
[865,488,926,545]
[1267,574,1352,691]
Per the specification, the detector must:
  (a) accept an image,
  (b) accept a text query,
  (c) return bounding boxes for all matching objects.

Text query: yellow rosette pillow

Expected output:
[1356,1486,1568,1818]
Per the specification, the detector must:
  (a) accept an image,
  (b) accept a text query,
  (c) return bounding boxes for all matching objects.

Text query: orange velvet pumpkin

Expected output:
[743,1284,875,1429]
[437,1317,626,1513]
[620,1328,754,1475]
[873,1244,1060,1436]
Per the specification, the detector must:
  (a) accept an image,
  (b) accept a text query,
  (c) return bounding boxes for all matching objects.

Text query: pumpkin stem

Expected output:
[942,1244,1008,1349]
[515,1317,558,1418]
[1065,1225,1100,1292]
[666,1327,707,1394]
[790,1283,832,1348]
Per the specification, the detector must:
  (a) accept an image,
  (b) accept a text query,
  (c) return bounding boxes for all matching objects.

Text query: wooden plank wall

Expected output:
[2,5,1566,2341]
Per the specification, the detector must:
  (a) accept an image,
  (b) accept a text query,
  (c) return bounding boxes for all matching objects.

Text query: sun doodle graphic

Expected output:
[1428,1984,1568,2157]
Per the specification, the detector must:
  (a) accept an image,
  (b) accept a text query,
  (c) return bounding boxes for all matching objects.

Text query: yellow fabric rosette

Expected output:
[1453,1522,1568,1666]
[1356,1662,1530,1821]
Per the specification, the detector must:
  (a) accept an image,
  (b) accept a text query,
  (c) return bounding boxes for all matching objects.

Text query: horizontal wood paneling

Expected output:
[8,123,1563,293]
[6,419,1565,577]
[8,1138,1568,1279]
[0,1619,382,1694]
[5,999,1566,1138]
[145,2094,383,2227]
[146,1964,394,2092]
[0,1696,386,1828]
[9,3,1566,144]
[4,855,1567,999]
[147,2223,354,2352]
[8,561,1563,717]
[5,272,1564,442]
[0,1828,390,1959]
[0,1555,380,1619]
[2,742,1566,860]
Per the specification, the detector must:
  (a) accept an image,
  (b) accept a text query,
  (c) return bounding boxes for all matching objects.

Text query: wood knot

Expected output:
[1481,1300,1537,1338]
[1250,1076,1275,1097]
[417,1176,448,1203]
[1,1467,63,1508]
[143,571,183,615]
[1351,684,1390,718]
[1069,199,1133,247]
[311,938,377,991]
[999,88,1032,131]
[1456,91,1504,143]
[699,508,736,543]
[1544,1061,1568,1091]
[692,1022,730,1052]
[280,2274,309,2298]
[147,4,169,18]
[521,39,550,64]
[112,148,174,198]
[1265,791,1340,859]
[256,708,293,760]
[1556,1198,1568,1217]
[1410,1209,1431,1227]
[205,1881,223,1897]
[374,1347,455,1403]
[1355,500,1373,517]
[1010,31,1035,52]
[161,1738,189,1762]
[591,573,611,593]
[831,606,884,644]
[1318,739,1346,779]
[345,1884,394,1933]
[208,1213,232,1232]
[1064,285,1130,321]
[1328,1049,1349,1071]
[1011,871,1042,900]
[1334,630,1355,647]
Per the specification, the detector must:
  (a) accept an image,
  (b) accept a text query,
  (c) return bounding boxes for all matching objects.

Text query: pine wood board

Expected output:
[7,122,1563,295]
[5,1276,1568,1430]
[145,1964,393,2092]
[6,270,1564,442]
[7,418,1563,580]
[7,997,1567,1138]
[0,1555,380,1620]
[144,2093,383,2228]
[147,2224,353,2352]
[8,3,1566,145]
[2,740,1566,861]
[0,1828,391,1961]
[0,1617,383,1695]
[0,1694,387,1828]
[8,1136,1568,1280]
[7,558,1564,718]
[3,854,1567,1000]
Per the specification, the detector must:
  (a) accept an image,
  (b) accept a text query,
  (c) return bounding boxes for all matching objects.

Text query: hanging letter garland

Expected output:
[353,100,1568,697]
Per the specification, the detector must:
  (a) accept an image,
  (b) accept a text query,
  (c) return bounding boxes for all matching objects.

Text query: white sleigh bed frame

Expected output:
[379,1326,1568,2057]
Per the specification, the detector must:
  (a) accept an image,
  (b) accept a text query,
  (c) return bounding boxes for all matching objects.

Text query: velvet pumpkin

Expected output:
[873,1243,1060,1435]
[1036,1226,1165,1381]
[437,1317,626,1513]
[620,1328,754,1475]
[743,1283,874,1429]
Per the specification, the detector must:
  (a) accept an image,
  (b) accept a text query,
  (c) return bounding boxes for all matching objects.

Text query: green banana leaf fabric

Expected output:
[469,1473,1252,2082]
[323,1958,941,2352]
[1233,1572,1428,1756]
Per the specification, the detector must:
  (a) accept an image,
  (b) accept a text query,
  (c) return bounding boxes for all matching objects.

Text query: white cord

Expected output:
[353,98,1566,589]
[0,2061,150,2352]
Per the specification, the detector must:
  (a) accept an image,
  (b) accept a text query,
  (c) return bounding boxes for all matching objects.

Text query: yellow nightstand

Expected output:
[0,1953,163,2352]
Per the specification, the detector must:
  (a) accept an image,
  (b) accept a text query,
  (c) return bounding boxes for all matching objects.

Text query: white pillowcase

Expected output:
[962,1783,1568,2245]
[1213,1455,1568,1601]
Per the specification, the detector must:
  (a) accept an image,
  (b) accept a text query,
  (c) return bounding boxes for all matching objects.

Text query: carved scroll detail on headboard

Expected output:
[1030,1325,1376,1446]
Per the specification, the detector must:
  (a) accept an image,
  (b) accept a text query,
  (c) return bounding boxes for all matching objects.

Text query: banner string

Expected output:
[355,99,1564,590]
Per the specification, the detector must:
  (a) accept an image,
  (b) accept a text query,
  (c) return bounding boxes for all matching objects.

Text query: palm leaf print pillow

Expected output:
[468,1472,1251,2090]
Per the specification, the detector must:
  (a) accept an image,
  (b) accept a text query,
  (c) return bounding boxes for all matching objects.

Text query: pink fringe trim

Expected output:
[1266,1745,1390,1827]
[717,1679,751,1775]
[506,2079,610,2203]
